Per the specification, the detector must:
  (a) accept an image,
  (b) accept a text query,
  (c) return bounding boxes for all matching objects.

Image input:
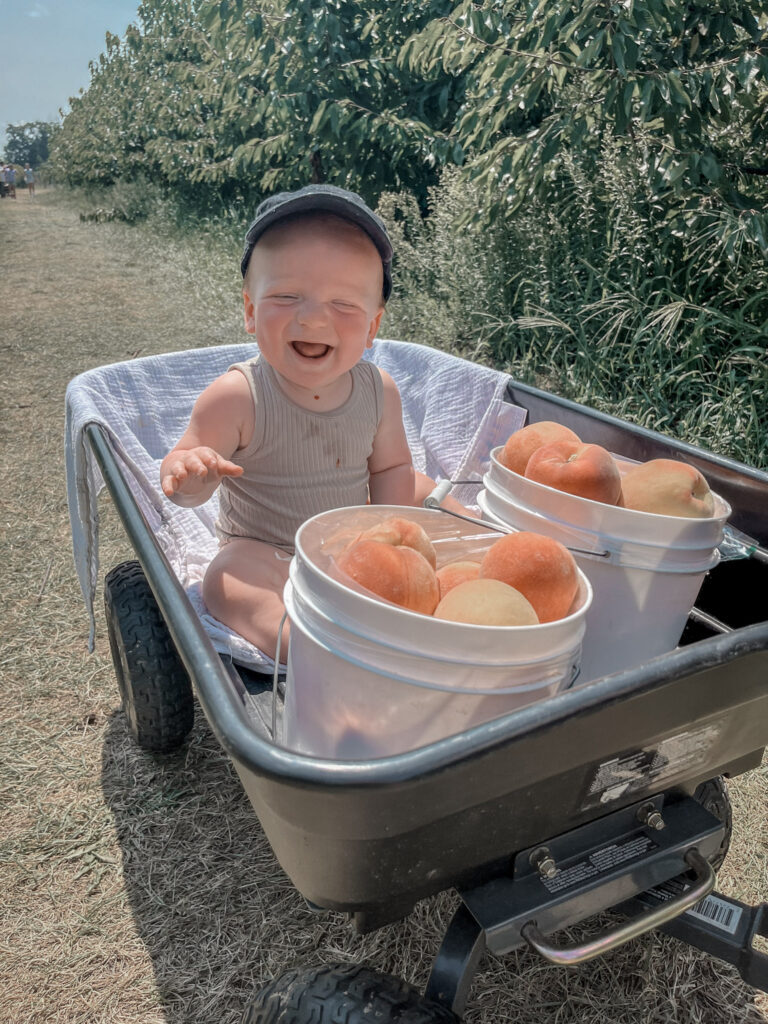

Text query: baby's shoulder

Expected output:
[356,359,393,389]
[194,367,252,414]
[194,367,256,449]
[367,363,399,393]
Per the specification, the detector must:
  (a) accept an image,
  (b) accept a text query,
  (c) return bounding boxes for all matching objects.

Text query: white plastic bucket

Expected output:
[281,505,593,760]
[479,449,732,683]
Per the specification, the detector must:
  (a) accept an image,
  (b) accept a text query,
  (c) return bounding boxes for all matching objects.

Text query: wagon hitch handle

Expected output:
[520,848,715,966]
[423,480,610,560]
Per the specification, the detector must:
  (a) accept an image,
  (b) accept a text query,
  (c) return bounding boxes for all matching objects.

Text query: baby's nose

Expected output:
[296,298,328,326]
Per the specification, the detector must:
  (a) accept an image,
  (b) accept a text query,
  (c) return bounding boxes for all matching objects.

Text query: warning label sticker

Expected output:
[541,833,658,894]
[581,723,721,810]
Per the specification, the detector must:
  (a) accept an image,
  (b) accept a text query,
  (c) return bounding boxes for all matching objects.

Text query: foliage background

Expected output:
[2,120,57,168]
[48,0,768,467]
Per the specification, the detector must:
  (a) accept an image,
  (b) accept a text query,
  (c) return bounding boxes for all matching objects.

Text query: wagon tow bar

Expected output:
[423,479,611,559]
[421,795,768,1016]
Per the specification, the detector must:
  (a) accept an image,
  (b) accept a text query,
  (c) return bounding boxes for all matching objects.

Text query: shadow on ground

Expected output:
[99,705,340,1024]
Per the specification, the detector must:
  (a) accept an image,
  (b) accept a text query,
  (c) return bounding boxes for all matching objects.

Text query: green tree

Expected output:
[203,0,465,206]
[403,0,768,250]
[50,2,216,194]
[50,29,145,186]
[4,121,58,166]
[51,0,468,206]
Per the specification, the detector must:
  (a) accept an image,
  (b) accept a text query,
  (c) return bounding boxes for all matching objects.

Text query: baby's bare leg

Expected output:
[203,538,291,661]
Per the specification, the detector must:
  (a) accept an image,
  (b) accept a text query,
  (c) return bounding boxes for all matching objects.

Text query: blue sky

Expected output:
[0,0,140,155]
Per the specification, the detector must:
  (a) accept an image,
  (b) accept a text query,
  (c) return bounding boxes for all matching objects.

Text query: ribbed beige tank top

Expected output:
[216,357,384,550]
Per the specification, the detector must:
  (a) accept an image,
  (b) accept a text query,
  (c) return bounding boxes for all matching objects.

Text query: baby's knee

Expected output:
[202,556,231,614]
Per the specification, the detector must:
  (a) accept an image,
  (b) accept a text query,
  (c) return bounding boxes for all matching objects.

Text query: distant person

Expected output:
[24,164,35,197]
[6,165,16,199]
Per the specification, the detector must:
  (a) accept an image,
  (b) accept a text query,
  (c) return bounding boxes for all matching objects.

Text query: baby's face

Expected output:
[243,216,384,397]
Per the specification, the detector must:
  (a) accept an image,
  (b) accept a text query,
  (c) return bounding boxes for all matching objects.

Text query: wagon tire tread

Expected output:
[243,962,461,1023]
[692,775,733,871]
[104,560,193,753]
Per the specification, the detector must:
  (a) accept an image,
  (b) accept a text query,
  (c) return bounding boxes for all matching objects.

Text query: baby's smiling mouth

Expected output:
[292,341,331,359]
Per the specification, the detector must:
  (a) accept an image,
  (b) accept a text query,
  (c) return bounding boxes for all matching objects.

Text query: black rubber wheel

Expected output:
[692,776,733,871]
[243,963,461,1024]
[104,560,194,752]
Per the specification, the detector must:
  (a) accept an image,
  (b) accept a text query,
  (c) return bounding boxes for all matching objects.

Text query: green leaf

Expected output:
[540,130,561,164]
[666,158,689,185]
[612,33,626,76]
[309,100,328,134]
[699,151,722,183]
[666,72,691,110]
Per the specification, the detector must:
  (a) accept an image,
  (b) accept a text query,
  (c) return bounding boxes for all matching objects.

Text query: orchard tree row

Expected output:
[3,121,58,167]
[51,0,768,250]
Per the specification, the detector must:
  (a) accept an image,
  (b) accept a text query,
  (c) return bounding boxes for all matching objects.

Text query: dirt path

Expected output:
[1,192,766,1024]
[0,193,279,1024]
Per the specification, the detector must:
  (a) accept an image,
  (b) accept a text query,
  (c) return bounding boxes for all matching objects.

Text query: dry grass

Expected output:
[0,190,766,1024]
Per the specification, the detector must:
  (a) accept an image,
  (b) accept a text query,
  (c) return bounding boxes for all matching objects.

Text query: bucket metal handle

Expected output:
[271,609,289,741]
[520,848,715,966]
[424,482,610,560]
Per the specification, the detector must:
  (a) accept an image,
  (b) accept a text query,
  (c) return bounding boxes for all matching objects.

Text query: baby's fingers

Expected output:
[216,457,244,478]
[161,465,187,497]
[161,453,208,496]
[196,449,233,477]
[183,451,214,477]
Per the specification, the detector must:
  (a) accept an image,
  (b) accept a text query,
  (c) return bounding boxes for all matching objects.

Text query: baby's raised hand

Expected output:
[161,447,243,500]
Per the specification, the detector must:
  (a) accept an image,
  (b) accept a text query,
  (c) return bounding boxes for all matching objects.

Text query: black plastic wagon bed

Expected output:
[81,365,768,1022]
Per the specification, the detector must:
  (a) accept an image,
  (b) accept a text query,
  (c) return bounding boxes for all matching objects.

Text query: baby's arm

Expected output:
[160,370,253,507]
[367,370,416,506]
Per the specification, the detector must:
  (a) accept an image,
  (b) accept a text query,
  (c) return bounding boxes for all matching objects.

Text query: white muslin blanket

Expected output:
[65,338,526,669]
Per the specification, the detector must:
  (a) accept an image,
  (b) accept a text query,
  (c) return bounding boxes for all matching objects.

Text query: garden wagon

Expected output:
[66,340,768,1022]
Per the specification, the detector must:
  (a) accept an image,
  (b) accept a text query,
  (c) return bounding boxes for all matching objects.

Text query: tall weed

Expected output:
[76,176,161,224]
[377,173,513,364]
[379,146,768,468]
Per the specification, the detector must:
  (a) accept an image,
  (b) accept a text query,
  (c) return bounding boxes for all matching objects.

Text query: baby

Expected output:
[161,185,441,659]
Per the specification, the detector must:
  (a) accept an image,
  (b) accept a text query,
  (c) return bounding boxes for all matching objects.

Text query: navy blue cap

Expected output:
[241,184,393,300]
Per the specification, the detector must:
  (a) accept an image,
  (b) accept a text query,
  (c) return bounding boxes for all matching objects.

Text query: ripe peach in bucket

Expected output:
[619,459,715,519]
[356,516,437,568]
[436,560,481,599]
[480,531,579,623]
[434,579,539,626]
[525,440,623,505]
[499,421,580,475]
[336,539,440,615]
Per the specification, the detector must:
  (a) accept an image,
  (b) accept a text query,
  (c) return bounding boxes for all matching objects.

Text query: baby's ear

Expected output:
[366,307,384,346]
[243,289,257,334]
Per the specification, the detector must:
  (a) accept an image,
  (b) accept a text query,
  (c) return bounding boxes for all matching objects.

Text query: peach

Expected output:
[434,579,539,626]
[619,459,715,518]
[499,421,580,475]
[356,516,437,568]
[480,531,579,623]
[436,560,481,599]
[336,539,440,615]
[525,440,622,505]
